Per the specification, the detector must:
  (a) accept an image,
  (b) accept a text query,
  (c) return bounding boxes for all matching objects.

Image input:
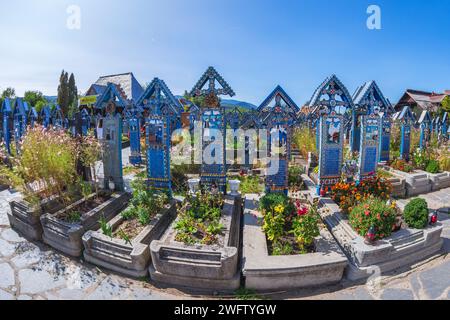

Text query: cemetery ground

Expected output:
[1,149,450,301]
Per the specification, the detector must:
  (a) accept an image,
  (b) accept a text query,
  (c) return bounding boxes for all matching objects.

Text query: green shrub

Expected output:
[404,198,429,229]
[288,166,304,190]
[425,160,440,174]
[272,241,294,256]
[293,127,317,159]
[349,197,397,240]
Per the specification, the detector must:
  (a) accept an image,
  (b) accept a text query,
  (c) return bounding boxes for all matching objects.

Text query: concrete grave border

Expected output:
[242,194,348,291]
[41,192,130,257]
[82,200,178,278]
[149,195,243,292]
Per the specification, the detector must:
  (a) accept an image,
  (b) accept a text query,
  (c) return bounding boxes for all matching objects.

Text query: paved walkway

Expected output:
[1,143,450,302]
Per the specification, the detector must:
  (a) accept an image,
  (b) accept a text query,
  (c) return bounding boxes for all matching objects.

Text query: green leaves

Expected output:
[291,207,320,252]
[175,192,224,245]
[99,216,112,237]
[123,178,170,227]
[349,197,397,239]
[404,198,429,229]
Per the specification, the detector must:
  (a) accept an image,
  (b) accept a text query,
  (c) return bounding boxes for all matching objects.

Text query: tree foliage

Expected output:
[57,70,78,117]
[24,90,47,109]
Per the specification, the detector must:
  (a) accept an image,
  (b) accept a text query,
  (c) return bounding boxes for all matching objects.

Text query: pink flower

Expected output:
[364,210,370,217]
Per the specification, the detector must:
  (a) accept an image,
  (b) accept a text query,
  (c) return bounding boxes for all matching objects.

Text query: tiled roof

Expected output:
[94,72,144,102]
[397,89,449,112]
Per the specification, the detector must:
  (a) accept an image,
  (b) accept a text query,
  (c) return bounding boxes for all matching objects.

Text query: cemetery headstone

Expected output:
[398,106,415,162]
[379,113,392,163]
[146,115,171,195]
[102,103,124,192]
[1,98,12,154]
[318,112,345,194]
[358,114,381,181]
[128,111,142,165]
[418,110,432,150]
[190,67,235,193]
[307,75,353,195]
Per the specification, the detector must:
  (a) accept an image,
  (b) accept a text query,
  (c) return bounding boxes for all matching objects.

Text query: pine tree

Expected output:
[57,70,69,116]
[68,73,78,107]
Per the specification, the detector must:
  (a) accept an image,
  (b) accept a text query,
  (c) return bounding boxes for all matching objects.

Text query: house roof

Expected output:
[92,72,144,102]
[396,89,448,112]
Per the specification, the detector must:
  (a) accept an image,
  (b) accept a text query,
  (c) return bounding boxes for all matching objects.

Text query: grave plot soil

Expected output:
[112,218,146,241]
[57,194,111,222]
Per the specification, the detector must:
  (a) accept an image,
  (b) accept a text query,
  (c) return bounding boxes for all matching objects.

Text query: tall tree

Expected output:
[68,73,78,107]
[57,70,69,115]
[441,96,450,116]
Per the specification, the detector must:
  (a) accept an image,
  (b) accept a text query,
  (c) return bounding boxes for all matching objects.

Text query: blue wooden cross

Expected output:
[398,106,415,162]
[190,67,235,193]
[1,98,12,154]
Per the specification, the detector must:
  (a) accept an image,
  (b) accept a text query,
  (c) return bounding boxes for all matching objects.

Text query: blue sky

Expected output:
[0,0,449,106]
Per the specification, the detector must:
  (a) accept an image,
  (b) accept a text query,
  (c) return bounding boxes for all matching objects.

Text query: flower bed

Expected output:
[83,184,177,277]
[330,177,391,215]
[242,193,347,291]
[318,196,443,280]
[41,191,131,257]
[149,192,243,292]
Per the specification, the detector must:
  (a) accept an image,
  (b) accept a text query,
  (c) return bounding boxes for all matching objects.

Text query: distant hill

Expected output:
[221,99,257,110]
[44,96,58,104]
[175,95,257,110]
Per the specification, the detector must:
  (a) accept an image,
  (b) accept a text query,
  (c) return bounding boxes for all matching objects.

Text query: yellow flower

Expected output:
[274,205,285,214]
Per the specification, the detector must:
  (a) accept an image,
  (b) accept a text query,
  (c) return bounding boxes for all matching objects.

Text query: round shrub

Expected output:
[404,198,429,229]
[425,160,440,174]
[349,197,397,240]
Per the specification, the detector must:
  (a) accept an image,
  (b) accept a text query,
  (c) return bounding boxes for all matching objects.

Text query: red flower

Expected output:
[297,207,308,216]
[364,210,370,217]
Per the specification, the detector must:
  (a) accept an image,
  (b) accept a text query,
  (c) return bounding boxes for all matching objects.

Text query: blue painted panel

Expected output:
[128,117,141,165]
[323,149,341,176]
[363,147,377,174]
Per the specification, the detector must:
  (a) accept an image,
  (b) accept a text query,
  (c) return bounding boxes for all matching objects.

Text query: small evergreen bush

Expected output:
[404,198,429,229]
